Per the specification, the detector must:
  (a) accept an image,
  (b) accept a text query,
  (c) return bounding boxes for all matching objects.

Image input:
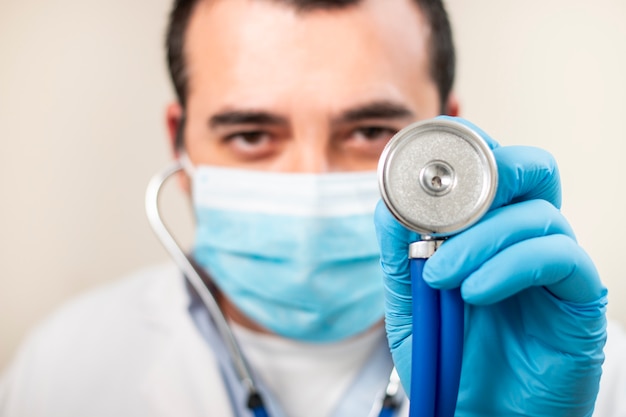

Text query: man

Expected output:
[0,0,621,416]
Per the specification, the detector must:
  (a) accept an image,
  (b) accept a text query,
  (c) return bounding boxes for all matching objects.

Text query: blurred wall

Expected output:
[1,0,625,370]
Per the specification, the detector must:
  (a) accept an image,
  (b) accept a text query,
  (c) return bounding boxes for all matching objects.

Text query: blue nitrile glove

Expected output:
[375,116,607,416]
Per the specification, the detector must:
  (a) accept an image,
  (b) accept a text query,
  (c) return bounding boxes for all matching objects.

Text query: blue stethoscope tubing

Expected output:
[409,256,463,417]
[146,160,403,417]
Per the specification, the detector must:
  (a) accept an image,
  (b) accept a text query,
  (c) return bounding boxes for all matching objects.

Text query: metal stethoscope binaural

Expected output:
[145,162,405,417]
[378,118,498,417]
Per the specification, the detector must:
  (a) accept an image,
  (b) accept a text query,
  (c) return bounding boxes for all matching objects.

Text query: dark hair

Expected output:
[166,0,455,144]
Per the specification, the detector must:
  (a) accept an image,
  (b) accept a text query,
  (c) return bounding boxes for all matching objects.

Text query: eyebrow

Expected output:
[209,111,288,128]
[333,101,415,125]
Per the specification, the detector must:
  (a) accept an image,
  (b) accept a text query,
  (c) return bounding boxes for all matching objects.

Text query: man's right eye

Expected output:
[222,131,277,160]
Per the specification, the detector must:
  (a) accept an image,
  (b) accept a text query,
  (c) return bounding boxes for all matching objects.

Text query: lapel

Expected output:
[134,264,235,417]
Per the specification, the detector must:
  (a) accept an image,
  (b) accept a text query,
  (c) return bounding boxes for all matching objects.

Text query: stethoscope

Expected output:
[145,161,405,417]
[378,118,498,417]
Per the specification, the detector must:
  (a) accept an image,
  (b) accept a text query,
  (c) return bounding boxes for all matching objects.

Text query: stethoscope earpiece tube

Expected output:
[247,392,270,417]
[409,253,439,417]
[437,288,464,417]
[378,118,498,417]
[145,161,263,409]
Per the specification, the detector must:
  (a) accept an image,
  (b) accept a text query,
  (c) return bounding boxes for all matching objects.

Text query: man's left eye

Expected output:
[352,126,397,142]
[340,126,398,159]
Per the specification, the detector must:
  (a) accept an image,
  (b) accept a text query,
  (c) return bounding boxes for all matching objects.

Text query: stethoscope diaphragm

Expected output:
[378,118,498,237]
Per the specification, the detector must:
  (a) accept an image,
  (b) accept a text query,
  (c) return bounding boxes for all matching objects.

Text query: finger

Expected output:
[429,120,561,209]
[491,146,562,209]
[433,118,560,207]
[374,200,419,346]
[460,234,606,305]
[374,200,419,276]
[424,199,575,289]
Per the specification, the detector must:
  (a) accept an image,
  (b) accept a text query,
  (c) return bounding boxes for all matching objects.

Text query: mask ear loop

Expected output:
[173,111,195,186]
[145,112,270,416]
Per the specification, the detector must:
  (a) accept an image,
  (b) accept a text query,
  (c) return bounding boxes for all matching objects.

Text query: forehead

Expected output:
[184,0,434,110]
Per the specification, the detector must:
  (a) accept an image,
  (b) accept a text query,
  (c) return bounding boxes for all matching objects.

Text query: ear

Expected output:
[443,92,460,117]
[166,102,184,156]
[165,102,191,193]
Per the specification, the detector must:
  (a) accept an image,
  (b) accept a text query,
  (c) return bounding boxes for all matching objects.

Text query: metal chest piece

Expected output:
[378,119,498,238]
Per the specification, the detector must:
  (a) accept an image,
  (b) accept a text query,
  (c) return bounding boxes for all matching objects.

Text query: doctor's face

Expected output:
[169,0,444,172]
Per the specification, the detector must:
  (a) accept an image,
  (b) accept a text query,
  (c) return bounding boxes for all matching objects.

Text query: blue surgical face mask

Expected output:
[185,160,384,342]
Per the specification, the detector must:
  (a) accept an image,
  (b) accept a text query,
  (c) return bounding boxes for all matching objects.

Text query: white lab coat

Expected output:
[1,263,625,416]
[0,264,236,417]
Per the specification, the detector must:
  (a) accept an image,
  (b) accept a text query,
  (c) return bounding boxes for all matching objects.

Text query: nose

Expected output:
[292,144,330,173]
[281,132,332,173]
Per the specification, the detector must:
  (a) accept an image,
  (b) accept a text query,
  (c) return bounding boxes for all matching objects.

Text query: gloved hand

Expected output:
[375,116,607,416]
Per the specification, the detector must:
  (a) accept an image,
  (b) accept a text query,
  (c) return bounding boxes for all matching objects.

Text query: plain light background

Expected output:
[1,0,624,371]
